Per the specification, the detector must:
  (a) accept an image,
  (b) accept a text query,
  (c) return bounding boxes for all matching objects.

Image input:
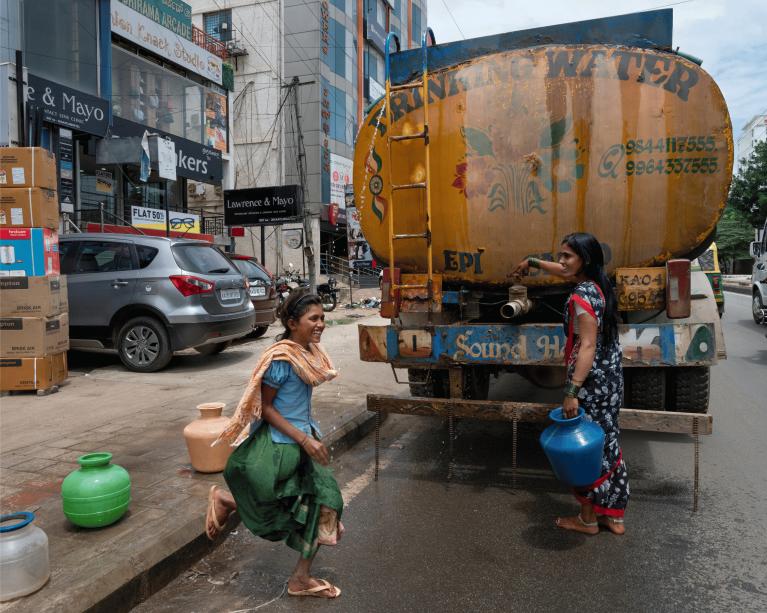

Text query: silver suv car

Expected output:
[60,233,255,372]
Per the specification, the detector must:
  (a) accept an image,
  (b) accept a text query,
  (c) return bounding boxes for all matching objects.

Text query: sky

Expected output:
[425,0,766,139]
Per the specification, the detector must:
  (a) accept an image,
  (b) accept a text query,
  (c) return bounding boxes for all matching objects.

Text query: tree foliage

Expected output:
[717,206,755,264]
[728,140,767,228]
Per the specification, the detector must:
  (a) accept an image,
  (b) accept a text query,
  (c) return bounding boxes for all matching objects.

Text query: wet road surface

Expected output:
[135,291,767,612]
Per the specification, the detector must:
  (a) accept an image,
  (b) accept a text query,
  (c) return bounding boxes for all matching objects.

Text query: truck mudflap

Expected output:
[368,393,712,511]
[358,322,717,367]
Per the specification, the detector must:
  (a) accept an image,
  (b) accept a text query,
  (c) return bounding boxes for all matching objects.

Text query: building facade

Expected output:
[1,0,235,240]
[736,111,767,174]
[186,0,427,276]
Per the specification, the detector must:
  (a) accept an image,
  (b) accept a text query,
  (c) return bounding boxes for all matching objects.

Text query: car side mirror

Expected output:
[750,241,762,258]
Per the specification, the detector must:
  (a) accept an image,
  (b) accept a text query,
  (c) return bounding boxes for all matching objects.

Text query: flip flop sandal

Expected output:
[288,579,342,598]
[205,485,223,541]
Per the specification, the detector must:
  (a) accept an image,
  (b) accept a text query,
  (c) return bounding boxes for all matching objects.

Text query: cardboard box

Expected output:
[0,352,67,391]
[0,228,60,277]
[0,312,69,357]
[0,187,59,229]
[0,147,57,190]
[0,275,66,317]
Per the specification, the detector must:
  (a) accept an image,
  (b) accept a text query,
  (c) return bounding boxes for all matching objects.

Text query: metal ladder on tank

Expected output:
[383,28,437,317]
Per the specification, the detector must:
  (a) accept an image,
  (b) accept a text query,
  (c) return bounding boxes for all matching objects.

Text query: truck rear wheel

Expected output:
[624,368,666,410]
[667,367,710,413]
[408,369,449,398]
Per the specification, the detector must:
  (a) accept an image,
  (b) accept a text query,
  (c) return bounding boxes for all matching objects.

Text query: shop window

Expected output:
[22,0,98,95]
[204,10,232,42]
[411,3,422,43]
[111,46,207,146]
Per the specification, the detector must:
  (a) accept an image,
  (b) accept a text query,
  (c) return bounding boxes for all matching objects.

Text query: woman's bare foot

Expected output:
[287,576,341,598]
[598,516,626,535]
[555,514,599,535]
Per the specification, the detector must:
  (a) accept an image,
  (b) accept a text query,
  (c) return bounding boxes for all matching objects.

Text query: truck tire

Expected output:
[624,368,666,410]
[753,291,765,324]
[117,316,173,373]
[407,369,449,398]
[667,367,710,413]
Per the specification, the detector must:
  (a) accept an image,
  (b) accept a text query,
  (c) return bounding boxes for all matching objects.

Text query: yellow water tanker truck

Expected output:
[355,10,728,452]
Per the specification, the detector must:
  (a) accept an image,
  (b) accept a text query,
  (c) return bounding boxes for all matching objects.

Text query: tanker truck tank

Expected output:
[353,42,733,289]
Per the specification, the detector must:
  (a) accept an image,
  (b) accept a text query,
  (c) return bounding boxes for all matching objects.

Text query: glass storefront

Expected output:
[112,45,229,154]
[22,0,99,95]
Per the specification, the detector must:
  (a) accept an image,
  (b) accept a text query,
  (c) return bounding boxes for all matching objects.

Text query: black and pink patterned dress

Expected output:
[563,280,630,517]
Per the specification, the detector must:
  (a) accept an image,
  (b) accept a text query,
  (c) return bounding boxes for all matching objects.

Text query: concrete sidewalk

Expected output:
[722,274,751,295]
[0,309,393,613]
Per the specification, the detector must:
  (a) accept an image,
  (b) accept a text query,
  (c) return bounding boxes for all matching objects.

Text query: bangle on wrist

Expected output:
[299,434,308,447]
[528,257,541,269]
[564,382,581,398]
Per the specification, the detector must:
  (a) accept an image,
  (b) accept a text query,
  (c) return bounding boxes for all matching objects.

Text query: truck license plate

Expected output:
[249,286,266,297]
[221,289,240,301]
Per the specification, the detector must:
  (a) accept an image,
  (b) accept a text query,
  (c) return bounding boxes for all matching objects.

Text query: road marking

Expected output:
[340,430,418,505]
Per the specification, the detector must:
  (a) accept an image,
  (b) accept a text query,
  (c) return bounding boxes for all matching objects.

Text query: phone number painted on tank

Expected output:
[622,136,717,155]
[627,157,719,175]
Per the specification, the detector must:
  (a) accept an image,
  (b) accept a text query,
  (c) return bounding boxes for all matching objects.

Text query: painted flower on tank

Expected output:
[452,161,470,197]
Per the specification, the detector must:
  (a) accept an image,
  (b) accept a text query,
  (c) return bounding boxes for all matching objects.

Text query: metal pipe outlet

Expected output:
[500,285,534,319]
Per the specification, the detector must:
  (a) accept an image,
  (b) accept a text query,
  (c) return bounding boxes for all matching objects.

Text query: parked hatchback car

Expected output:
[228,254,277,338]
[59,233,255,372]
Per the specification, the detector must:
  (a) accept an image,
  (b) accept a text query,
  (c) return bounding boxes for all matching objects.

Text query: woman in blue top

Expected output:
[206,291,344,599]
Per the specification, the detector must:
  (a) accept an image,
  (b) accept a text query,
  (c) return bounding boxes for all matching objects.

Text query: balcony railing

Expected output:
[192,25,228,60]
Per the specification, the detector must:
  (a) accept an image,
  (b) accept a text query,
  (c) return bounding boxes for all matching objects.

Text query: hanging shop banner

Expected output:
[156,137,177,181]
[204,91,228,153]
[131,205,200,233]
[117,0,192,40]
[107,117,223,183]
[58,128,75,214]
[346,204,373,269]
[224,185,302,226]
[111,1,223,85]
[330,154,352,210]
[95,169,114,194]
[26,74,109,137]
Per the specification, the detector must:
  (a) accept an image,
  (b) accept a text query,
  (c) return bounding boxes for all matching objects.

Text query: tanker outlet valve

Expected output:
[500,285,534,319]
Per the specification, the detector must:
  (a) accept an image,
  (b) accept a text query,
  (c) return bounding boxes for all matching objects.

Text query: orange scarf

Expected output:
[213,339,338,447]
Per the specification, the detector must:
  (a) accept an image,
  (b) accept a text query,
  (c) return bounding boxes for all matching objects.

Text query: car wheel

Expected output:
[753,291,765,324]
[194,341,232,356]
[248,326,269,339]
[117,317,173,373]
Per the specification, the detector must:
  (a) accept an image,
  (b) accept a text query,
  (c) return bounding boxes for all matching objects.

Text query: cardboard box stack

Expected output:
[0,147,69,392]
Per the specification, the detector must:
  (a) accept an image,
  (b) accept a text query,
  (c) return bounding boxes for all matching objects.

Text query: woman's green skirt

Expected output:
[223,425,343,559]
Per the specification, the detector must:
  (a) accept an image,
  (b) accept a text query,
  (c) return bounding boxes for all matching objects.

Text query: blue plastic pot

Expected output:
[540,407,605,487]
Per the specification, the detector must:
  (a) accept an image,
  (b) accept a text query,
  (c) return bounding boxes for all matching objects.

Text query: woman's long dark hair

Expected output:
[276,290,323,341]
[561,232,619,345]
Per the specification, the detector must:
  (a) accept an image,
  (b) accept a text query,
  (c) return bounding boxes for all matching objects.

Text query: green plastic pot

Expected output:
[61,453,131,528]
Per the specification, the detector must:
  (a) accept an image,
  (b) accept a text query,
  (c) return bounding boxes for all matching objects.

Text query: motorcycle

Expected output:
[275,265,308,309]
[317,276,339,312]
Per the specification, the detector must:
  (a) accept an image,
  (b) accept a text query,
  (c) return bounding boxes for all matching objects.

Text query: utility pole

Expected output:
[287,77,316,292]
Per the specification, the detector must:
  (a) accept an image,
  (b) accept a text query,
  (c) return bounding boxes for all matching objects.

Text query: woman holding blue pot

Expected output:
[513,233,629,535]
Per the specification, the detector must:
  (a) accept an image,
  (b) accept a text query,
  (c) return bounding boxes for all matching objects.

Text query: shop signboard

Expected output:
[224,185,302,226]
[366,18,387,54]
[346,204,373,269]
[111,1,223,85]
[131,205,200,233]
[156,137,177,181]
[204,91,228,153]
[26,75,109,137]
[330,154,352,210]
[108,117,223,183]
[58,128,75,214]
[117,0,192,40]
